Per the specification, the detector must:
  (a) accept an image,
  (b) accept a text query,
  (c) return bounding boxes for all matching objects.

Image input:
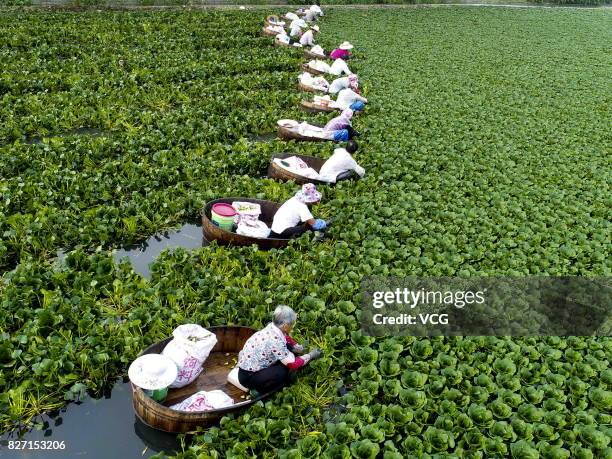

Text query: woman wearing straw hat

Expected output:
[330,41,354,61]
[129,354,178,402]
[237,305,322,394]
[299,25,319,47]
[270,183,329,239]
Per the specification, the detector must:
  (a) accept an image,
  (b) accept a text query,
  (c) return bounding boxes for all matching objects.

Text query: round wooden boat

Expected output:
[267,153,327,185]
[300,99,339,114]
[262,27,279,38]
[277,124,330,142]
[273,39,292,48]
[297,81,327,94]
[201,198,291,249]
[304,50,328,60]
[264,20,284,28]
[301,63,325,76]
[266,14,282,25]
[132,326,281,433]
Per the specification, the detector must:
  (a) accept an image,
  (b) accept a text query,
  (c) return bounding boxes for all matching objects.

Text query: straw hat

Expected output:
[339,41,354,50]
[311,25,320,32]
[128,354,178,390]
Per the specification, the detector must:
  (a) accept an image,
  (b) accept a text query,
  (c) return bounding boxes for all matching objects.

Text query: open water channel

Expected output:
[1,223,211,458]
[0,380,186,458]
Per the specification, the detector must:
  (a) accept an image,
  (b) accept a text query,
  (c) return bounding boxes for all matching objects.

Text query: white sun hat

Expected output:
[129,354,178,390]
[339,41,354,50]
[311,25,320,32]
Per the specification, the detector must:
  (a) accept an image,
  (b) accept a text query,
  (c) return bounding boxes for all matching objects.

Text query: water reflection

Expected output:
[248,132,276,142]
[113,223,206,279]
[56,223,207,280]
[23,127,110,145]
[0,380,185,459]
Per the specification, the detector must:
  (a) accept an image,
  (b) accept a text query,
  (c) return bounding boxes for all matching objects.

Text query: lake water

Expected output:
[113,223,207,279]
[0,380,185,459]
[1,224,210,458]
[56,222,207,280]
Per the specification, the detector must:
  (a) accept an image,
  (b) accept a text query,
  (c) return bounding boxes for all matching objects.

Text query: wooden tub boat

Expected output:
[304,50,328,60]
[277,123,331,142]
[297,81,327,94]
[201,198,291,249]
[262,27,279,38]
[300,99,339,114]
[301,63,325,76]
[266,14,283,25]
[132,326,281,433]
[267,153,327,185]
[274,39,293,48]
[264,20,284,28]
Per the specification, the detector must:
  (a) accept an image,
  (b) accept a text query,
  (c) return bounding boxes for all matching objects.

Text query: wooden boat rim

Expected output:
[202,197,291,242]
[134,326,277,416]
[268,153,327,185]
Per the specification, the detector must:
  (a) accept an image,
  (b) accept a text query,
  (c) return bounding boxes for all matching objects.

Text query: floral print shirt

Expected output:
[238,323,296,372]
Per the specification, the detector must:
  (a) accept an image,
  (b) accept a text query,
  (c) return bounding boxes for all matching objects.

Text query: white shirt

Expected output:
[319,148,366,183]
[299,30,315,46]
[329,76,349,94]
[332,88,367,110]
[289,19,305,37]
[310,5,323,15]
[329,58,351,76]
[271,196,314,234]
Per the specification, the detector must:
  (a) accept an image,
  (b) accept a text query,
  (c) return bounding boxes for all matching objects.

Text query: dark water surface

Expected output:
[113,223,206,279]
[1,224,209,457]
[24,128,110,145]
[56,223,207,280]
[0,381,185,459]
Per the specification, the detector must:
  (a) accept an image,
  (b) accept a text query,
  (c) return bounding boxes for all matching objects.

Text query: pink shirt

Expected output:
[330,48,350,60]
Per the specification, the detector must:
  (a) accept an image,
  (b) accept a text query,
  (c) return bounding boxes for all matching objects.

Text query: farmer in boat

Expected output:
[290,18,307,38]
[319,140,366,183]
[329,73,359,95]
[270,183,329,238]
[299,25,319,47]
[330,41,354,60]
[304,4,323,22]
[324,108,359,141]
[332,85,367,112]
[237,305,322,393]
